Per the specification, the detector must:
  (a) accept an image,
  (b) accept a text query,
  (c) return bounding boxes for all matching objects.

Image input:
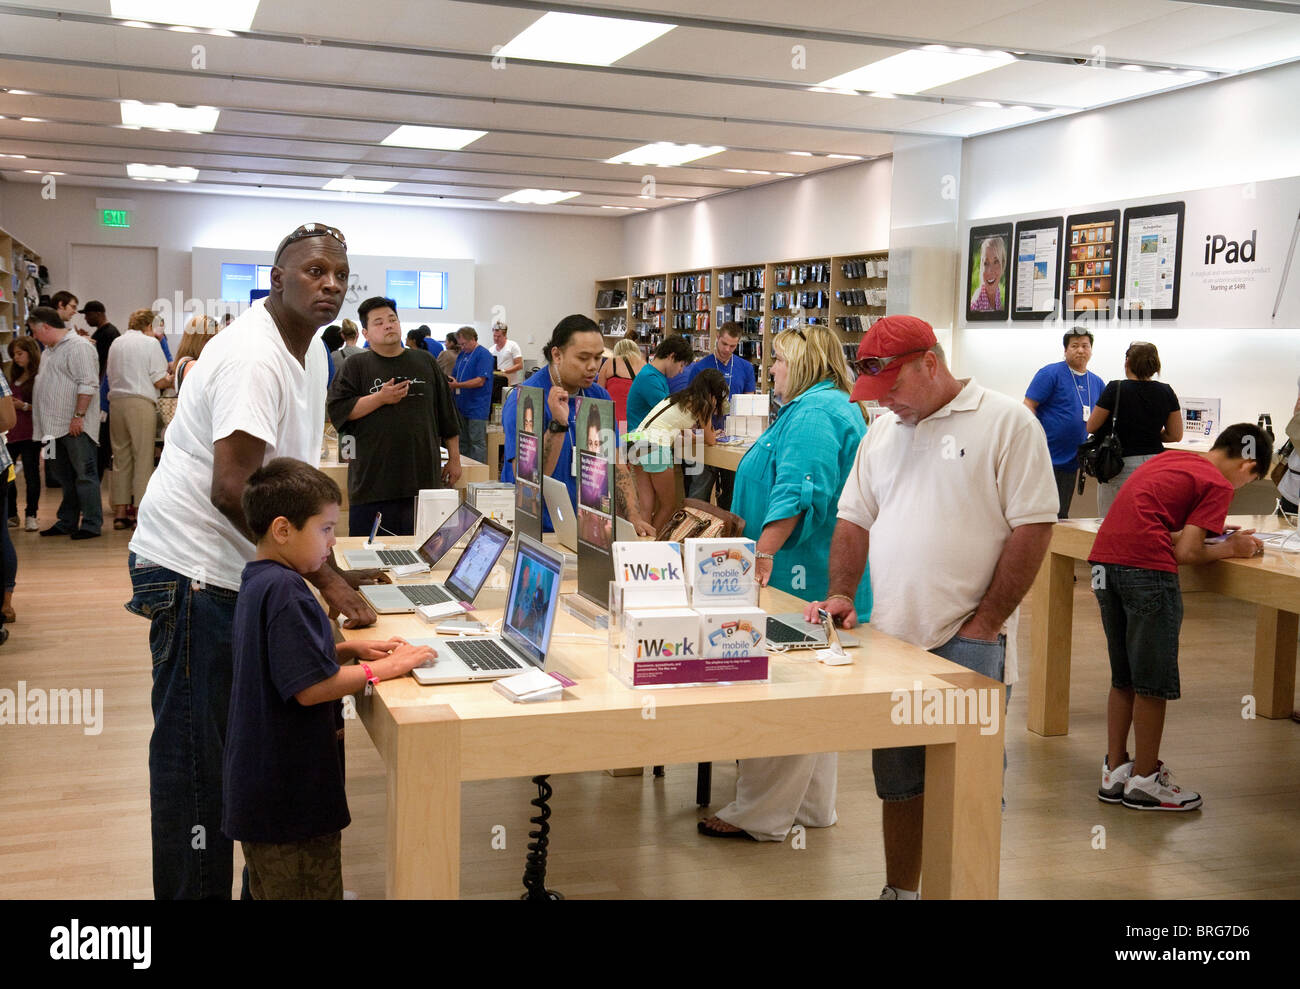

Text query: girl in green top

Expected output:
[698,324,872,842]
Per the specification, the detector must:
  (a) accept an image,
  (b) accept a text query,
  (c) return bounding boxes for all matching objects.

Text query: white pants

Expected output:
[1097,453,1161,517]
[714,753,838,841]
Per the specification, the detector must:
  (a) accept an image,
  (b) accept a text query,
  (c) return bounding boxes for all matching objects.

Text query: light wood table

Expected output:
[318,445,489,536]
[703,442,752,472]
[1028,514,1298,736]
[336,537,1006,900]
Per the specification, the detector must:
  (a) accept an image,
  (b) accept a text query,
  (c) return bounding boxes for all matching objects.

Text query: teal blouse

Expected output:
[731,380,872,620]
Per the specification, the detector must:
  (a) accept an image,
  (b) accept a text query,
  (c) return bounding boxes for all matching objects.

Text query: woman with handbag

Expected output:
[698,325,872,842]
[1086,342,1182,517]
[106,309,173,529]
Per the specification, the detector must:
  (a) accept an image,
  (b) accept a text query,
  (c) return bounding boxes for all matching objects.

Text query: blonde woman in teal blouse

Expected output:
[698,325,873,842]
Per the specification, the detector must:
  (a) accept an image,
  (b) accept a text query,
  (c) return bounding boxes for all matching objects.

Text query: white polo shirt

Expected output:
[130,300,328,591]
[837,378,1057,684]
[106,329,170,401]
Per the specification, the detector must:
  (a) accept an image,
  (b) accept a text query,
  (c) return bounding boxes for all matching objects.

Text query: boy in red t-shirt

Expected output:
[1089,423,1271,811]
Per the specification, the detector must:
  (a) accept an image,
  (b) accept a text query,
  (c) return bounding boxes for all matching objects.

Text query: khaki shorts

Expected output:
[242,832,342,900]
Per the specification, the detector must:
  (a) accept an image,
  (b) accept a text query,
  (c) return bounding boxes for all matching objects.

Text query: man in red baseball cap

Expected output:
[809,313,1059,899]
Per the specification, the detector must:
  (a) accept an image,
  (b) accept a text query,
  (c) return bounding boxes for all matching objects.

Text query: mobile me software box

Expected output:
[697,606,769,683]
[685,538,758,606]
[618,608,703,687]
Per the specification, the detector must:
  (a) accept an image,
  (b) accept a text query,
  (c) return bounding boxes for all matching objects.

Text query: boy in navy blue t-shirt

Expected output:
[222,458,433,899]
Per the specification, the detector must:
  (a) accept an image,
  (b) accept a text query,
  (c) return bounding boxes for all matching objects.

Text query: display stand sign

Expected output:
[1181,397,1221,443]
[574,396,618,608]
[513,386,543,544]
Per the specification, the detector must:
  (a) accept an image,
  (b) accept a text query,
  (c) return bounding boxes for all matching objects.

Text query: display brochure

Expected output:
[966,223,1012,321]
[612,541,688,609]
[1118,201,1185,319]
[1063,210,1120,316]
[1010,217,1064,321]
[684,538,758,606]
[574,396,617,606]
[513,386,544,543]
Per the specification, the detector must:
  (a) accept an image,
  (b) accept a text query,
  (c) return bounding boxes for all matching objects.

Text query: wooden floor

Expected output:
[1,484,1297,900]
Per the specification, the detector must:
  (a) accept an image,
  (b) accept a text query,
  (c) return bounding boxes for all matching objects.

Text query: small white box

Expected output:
[685,538,758,606]
[697,606,769,683]
[618,608,703,687]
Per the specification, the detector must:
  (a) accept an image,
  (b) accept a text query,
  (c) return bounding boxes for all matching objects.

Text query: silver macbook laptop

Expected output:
[542,474,636,551]
[411,533,565,684]
[342,502,480,570]
[359,516,512,615]
[765,612,859,651]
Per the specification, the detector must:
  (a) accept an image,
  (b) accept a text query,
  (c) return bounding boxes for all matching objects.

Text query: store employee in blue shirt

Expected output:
[450,325,495,463]
[1024,328,1105,518]
[683,322,756,509]
[502,315,654,535]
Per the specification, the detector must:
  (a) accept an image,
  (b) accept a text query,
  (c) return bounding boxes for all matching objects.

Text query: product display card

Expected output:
[467,482,515,527]
[685,538,758,606]
[575,396,617,606]
[513,386,544,544]
[966,222,1012,322]
[1180,396,1221,440]
[414,488,459,545]
[1118,201,1185,319]
[1010,217,1063,321]
[613,541,688,609]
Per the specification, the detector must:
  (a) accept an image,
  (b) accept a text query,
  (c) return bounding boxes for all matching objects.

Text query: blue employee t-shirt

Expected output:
[685,353,757,396]
[222,559,349,844]
[453,344,496,421]
[626,364,670,431]
[1026,360,1105,468]
[502,364,612,530]
[424,338,444,357]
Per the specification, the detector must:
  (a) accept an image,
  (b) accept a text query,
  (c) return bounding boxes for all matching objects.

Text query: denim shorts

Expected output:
[872,633,1007,802]
[1090,562,1182,700]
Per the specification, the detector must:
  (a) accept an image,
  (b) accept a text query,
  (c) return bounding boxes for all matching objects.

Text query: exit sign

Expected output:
[101,209,130,228]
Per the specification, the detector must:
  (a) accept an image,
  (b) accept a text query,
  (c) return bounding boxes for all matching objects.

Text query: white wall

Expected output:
[956,61,1300,432]
[621,157,892,274]
[0,183,623,360]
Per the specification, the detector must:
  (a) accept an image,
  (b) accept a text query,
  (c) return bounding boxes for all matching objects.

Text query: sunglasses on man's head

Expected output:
[274,223,347,262]
[850,348,929,377]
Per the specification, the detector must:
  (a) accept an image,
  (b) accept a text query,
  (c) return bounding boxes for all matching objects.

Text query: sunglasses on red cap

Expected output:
[850,348,929,377]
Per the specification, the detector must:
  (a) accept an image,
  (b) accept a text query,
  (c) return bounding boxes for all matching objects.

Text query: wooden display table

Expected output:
[703,442,752,472]
[336,537,1007,900]
[1028,514,1298,736]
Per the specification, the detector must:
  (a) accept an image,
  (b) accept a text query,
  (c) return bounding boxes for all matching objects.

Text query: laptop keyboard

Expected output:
[398,584,453,606]
[444,638,525,672]
[377,549,420,566]
[766,617,819,644]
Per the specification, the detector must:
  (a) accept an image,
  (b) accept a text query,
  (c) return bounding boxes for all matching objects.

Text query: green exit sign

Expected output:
[101,209,130,228]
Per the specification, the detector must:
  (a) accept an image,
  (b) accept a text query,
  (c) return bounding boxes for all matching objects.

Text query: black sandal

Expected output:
[697,818,755,840]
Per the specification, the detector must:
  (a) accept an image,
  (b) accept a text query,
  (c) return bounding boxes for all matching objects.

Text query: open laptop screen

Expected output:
[444,518,511,601]
[419,502,481,567]
[502,535,564,668]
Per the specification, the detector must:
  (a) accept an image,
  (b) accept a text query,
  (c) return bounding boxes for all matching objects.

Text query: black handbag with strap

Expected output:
[1078,379,1125,484]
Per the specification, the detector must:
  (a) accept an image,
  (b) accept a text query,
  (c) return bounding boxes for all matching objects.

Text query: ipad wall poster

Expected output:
[514,386,543,543]
[575,396,617,606]
[966,223,1012,321]
[1010,217,1064,321]
[1063,210,1120,316]
[1118,201,1185,319]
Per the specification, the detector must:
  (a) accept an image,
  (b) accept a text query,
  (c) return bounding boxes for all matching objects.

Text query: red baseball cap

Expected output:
[850,315,938,402]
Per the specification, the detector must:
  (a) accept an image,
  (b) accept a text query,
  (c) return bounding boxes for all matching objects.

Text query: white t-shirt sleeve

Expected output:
[836,429,879,530]
[207,351,284,447]
[148,339,168,381]
[997,414,1060,527]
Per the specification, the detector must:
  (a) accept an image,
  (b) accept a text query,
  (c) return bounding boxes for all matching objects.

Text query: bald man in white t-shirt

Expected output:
[805,315,1058,901]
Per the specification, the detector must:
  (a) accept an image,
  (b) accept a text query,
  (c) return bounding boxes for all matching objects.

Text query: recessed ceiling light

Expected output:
[121,101,219,132]
[128,163,199,181]
[499,189,580,205]
[789,151,814,157]
[119,20,153,28]
[324,177,396,193]
[381,125,487,151]
[7,89,34,96]
[827,154,863,160]
[606,142,725,167]
[0,153,27,158]
[208,29,237,38]
[749,170,773,176]
[496,11,674,67]
[1182,70,1210,80]
[168,25,198,33]
[973,100,1004,109]
[110,0,260,32]
[20,117,44,123]
[1120,64,1144,72]
[724,168,749,174]
[871,92,897,99]
[774,172,797,177]
[819,49,1015,95]
[600,205,635,209]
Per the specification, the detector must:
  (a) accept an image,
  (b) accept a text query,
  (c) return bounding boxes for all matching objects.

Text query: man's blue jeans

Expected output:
[49,432,103,533]
[126,552,240,899]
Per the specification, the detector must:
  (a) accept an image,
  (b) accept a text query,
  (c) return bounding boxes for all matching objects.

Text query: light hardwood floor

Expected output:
[1,488,1297,899]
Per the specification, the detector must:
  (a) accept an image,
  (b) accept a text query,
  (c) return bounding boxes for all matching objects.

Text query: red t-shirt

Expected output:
[1089,451,1234,573]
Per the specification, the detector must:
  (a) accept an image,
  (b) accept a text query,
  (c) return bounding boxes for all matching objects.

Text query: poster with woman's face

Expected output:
[966,223,1012,321]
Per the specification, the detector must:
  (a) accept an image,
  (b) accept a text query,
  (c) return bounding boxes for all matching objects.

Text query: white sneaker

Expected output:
[1098,755,1133,803]
[878,885,919,900]
[24,518,38,532]
[1122,762,1202,811]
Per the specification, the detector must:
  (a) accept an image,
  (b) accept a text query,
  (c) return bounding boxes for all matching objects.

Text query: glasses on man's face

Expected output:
[850,348,928,377]
[274,223,347,262]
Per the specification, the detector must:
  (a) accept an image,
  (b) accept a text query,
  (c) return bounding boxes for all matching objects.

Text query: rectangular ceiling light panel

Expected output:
[496,11,675,66]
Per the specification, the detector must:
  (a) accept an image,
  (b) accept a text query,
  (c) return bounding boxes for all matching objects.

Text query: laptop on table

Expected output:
[542,475,637,550]
[341,502,480,570]
[411,533,565,684]
[358,516,512,614]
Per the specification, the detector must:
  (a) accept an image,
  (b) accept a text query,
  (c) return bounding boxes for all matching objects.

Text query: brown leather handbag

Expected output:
[655,498,745,541]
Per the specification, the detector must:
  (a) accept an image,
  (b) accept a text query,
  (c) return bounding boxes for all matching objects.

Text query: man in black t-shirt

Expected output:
[82,301,119,480]
[326,296,462,536]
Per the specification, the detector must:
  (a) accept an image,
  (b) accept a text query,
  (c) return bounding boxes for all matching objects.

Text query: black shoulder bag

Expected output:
[1078,380,1125,486]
